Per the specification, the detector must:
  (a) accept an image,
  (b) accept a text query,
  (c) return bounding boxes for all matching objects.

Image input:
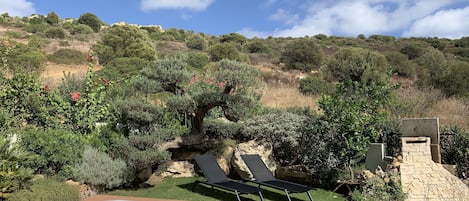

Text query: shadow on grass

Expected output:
[178,181,308,201]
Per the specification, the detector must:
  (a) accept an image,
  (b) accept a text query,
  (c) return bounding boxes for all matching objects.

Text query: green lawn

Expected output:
[109,177,346,201]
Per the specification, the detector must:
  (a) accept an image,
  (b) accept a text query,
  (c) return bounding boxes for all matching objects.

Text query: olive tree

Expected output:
[95,25,156,65]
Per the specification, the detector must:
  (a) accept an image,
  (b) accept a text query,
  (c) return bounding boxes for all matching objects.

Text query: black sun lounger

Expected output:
[193,154,265,201]
[241,154,313,201]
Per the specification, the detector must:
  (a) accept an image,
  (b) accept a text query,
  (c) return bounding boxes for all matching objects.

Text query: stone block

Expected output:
[365,143,385,171]
[430,144,441,163]
[401,118,439,144]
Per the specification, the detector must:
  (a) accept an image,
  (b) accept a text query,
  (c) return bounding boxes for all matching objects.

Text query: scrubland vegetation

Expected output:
[1,11,469,200]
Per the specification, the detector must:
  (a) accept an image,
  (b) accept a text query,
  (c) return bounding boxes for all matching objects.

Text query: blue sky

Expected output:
[1,0,468,39]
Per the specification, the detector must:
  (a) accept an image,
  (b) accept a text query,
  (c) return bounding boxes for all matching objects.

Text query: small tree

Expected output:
[209,42,240,62]
[45,12,59,25]
[96,25,155,65]
[77,13,102,32]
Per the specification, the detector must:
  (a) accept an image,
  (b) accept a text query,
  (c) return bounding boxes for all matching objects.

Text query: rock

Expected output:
[216,146,234,175]
[159,161,196,178]
[145,174,164,186]
[64,180,96,199]
[362,170,375,180]
[231,140,275,180]
[158,136,183,151]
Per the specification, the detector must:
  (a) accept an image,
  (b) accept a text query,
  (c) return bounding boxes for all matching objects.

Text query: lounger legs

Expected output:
[191,180,199,191]
[306,191,314,201]
[284,189,292,201]
[258,191,265,201]
[235,190,241,201]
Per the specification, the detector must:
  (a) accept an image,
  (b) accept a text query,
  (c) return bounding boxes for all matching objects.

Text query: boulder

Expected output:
[216,146,235,174]
[231,140,275,180]
[159,161,196,178]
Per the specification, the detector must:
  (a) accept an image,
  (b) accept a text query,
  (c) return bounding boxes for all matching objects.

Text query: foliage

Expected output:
[0,136,33,199]
[241,111,313,165]
[204,118,242,140]
[47,49,87,65]
[280,38,323,72]
[305,56,397,181]
[299,76,335,95]
[45,12,59,25]
[5,43,46,73]
[219,33,247,45]
[0,72,62,128]
[324,48,388,83]
[209,42,241,62]
[185,34,208,50]
[185,51,209,69]
[9,178,80,201]
[69,23,94,35]
[384,51,415,78]
[400,44,424,60]
[73,146,129,190]
[27,35,47,49]
[246,40,268,53]
[97,57,149,81]
[455,37,469,48]
[108,134,171,184]
[45,27,66,39]
[18,127,84,177]
[111,99,164,134]
[438,61,469,97]
[96,25,156,65]
[77,12,102,32]
[351,173,406,201]
[416,47,448,90]
[440,126,469,179]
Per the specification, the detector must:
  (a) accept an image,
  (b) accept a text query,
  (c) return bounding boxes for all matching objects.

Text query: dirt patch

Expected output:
[82,195,183,201]
[40,62,102,87]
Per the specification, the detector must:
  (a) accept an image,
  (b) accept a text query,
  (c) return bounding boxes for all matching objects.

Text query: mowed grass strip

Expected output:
[109,177,346,201]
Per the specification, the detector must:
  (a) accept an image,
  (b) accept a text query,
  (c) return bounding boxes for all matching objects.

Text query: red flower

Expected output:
[44,84,50,92]
[218,81,226,89]
[102,78,110,86]
[71,92,81,102]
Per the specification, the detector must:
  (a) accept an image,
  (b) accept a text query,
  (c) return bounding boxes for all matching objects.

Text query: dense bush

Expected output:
[45,27,66,39]
[400,44,424,60]
[246,40,268,53]
[219,33,247,45]
[47,49,86,65]
[351,173,406,201]
[77,13,102,32]
[19,127,84,178]
[45,12,59,25]
[69,24,94,35]
[204,118,242,140]
[209,42,240,62]
[27,35,47,49]
[96,25,156,65]
[7,43,46,73]
[185,51,209,69]
[0,137,33,199]
[280,38,323,72]
[97,57,149,81]
[241,111,313,165]
[9,178,79,201]
[439,61,469,97]
[298,76,335,95]
[73,146,129,190]
[384,51,415,78]
[185,34,207,50]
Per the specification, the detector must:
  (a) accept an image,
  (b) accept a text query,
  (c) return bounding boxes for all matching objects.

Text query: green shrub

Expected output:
[9,178,79,201]
[204,119,242,140]
[246,40,268,53]
[47,49,86,65]
[77,13,102,32]
[185,34,207,50]
[280,38,323,72]
[59,40,70,46]
[73,146,129,190]
[45,27,66,39]
[209,42,240,62]
[0,137,34,199]
[185,51,209,69]
[19,127,84,178]
[351,173,406,201]
[400,44,424,60]
[69,24,94,35]
[97,57,149,80]
[384,51,415,78]
[241,111,313,165]
[27,35,47,49]
[45,12,59,25]
[454,127,469,179]
[299,76,335,95]
[7,43,46,73]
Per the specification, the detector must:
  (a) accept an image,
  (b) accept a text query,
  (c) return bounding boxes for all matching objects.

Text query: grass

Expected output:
[108,177,346,201]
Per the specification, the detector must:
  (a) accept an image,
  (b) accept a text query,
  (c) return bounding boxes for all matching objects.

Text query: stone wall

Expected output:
[400,137,469,201]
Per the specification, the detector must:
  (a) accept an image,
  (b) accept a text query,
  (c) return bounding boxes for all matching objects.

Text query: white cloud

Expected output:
[0,0,35,17]
[141,0,215,11]
[238,27,269,39]
[264,0,467,38]
[270,9,300,25]
[403,6,469,39]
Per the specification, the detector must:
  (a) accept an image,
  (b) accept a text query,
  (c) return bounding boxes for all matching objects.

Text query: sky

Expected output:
[1,0,468,39]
